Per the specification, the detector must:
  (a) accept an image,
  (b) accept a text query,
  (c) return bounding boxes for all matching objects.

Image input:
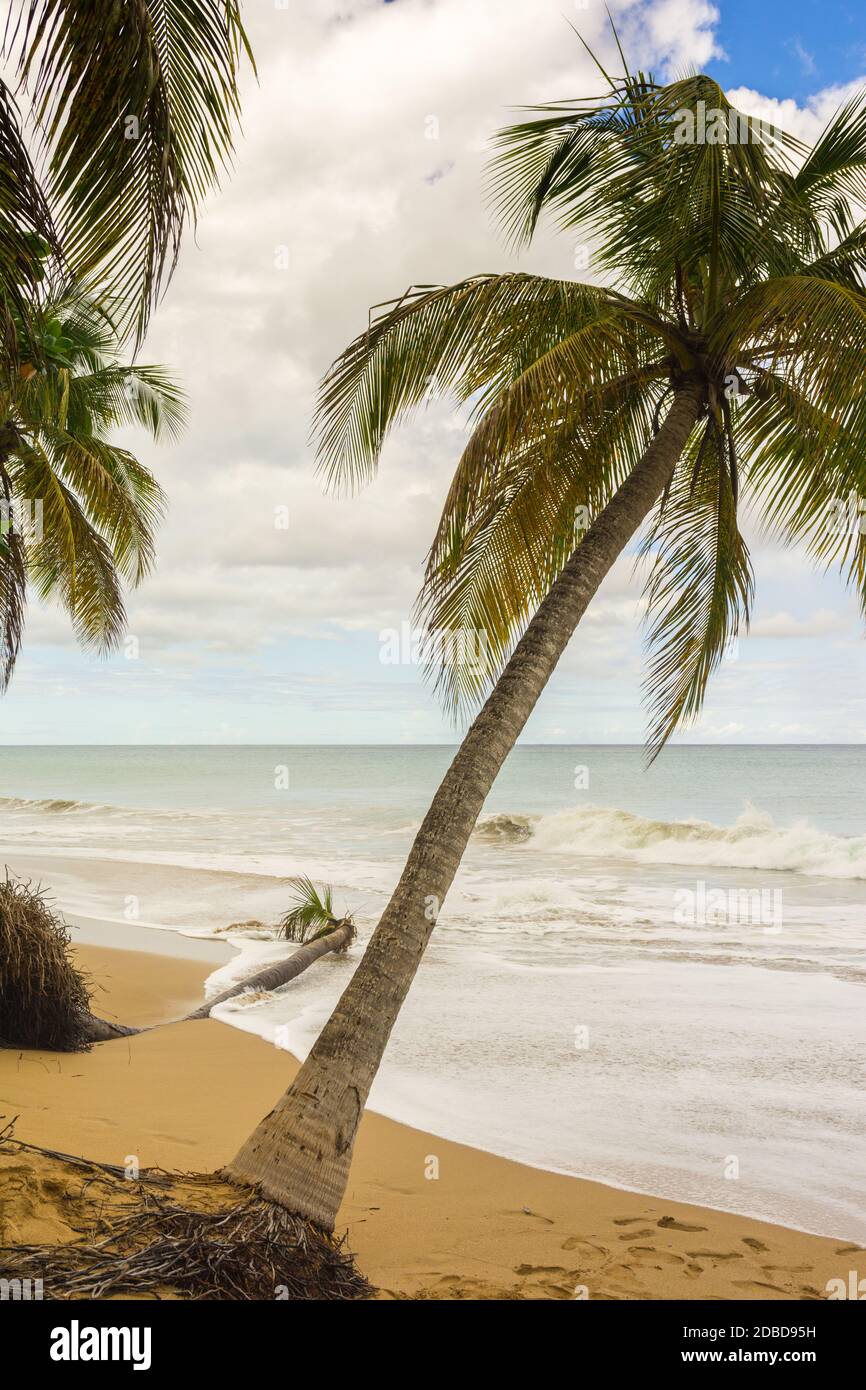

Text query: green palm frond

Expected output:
[4,0,253,343]
[314,273,639,491]
[789,92,866,210]
[419,376,664,713]
[15,437,127,650]
[738,370,866,609]
[0,285,181,679]
[0,451,28,690]
[279,877,347,945]
[30,432,165,585]
[716,275,866,410]
[0,80,62,368]
[487,72,803,311]
[641,417,754,759]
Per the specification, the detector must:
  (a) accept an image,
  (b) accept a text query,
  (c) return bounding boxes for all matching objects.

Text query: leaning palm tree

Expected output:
[227,61,866,1229]
[0,283,184,684]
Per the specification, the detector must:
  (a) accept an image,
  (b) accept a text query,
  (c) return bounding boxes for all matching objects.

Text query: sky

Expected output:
[4,0,866,745]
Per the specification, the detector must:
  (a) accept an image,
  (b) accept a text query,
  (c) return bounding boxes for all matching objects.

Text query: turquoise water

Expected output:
[1,744,863,1238]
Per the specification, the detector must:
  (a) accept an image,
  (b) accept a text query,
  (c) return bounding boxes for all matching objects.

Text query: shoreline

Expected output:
[74,909,862,1248]
[0,939,858,1300]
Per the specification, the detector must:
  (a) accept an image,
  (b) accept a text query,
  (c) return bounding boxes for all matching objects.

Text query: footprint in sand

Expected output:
[560,1236,609,1256]
[628,1246,685,1266]
[742,1237,770,1253]
[658,1215,708,1232]
[618,1228,655,1240]
[733,1279,791,1296]
[613,1216,650,1226]
[687,1249,744,1261]
[513,1263,581,1297]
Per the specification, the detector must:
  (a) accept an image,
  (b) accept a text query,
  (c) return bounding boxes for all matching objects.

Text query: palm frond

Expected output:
[419,376,663,714]
[738,368,866,610]
[5,0,253,343]
[717,275,866,424]
[0,457,28,690]
[314,273,636,492]
[14,437,127,649]
[0,78,62,367]
[790,92,866,210]
[279,877,344,945]
[486,72,803,313]
[640,418,753,758]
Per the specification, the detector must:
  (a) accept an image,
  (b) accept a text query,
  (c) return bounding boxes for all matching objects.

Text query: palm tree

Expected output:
[1,0,252,345]
[0,2,251,678]
[0,283,184,685]
[225,63,866,1230]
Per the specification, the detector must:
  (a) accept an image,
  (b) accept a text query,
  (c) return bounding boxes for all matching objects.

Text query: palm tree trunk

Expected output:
[71,924,354,1044]
[224,382,705,1229]
[182,922,354,1021]
[81,1015,142,1043]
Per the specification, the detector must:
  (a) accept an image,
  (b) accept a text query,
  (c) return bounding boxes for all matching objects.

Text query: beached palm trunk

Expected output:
[225,382,705,1228]
[72,923,355,1043]
[182,922,354,1021]
[81,1015,142,1042]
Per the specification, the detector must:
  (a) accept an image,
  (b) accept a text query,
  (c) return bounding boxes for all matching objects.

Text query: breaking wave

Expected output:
[473,804,866,879]
[0,794,216,821]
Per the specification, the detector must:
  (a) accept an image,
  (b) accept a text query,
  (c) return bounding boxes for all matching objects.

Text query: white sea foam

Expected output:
[475,803,866,878]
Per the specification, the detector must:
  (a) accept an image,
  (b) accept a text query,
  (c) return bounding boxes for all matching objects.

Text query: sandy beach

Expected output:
[0,940,856,1301]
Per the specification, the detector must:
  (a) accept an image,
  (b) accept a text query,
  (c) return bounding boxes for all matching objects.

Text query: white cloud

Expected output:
[750,610,848,640]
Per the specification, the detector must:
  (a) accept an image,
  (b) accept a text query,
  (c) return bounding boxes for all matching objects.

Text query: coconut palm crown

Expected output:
[0,283,184,686]
[316,59,866,755]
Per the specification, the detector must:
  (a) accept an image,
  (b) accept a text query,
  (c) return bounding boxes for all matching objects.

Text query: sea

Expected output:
[0,743,863,1240]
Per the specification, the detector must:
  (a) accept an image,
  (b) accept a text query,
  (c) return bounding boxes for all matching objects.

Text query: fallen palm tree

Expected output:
[183,877,354,1020]
[0,876,354,1050]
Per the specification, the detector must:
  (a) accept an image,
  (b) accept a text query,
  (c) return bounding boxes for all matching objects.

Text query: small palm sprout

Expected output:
[279,877,355,949]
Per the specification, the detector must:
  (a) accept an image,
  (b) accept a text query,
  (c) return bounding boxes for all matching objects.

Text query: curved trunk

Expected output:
[182,923,354,1021]
[224,384,705,1229]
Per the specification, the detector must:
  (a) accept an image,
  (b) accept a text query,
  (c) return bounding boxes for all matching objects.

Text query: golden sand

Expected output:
[0,943,857,1300]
